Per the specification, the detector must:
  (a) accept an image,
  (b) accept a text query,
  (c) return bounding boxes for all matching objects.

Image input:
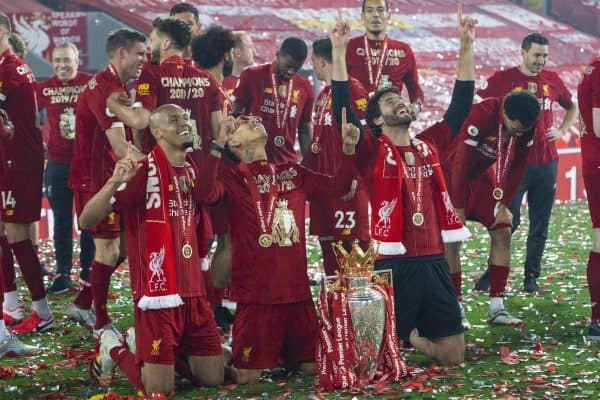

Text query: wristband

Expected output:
[210,141,226,154]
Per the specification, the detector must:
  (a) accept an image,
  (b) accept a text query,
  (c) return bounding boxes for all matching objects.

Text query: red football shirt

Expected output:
[578,57,600,177]
[37,72,93,165]
[444,98,534,208]
[233,63,314,163]
[134,56,224,159]
[198,154,355,304]
[346,35,423,102]
[113,159,205,301]
[222,75,239,96]
[0,50,43,174]
[303,77,368,174]
[69,64,130,193]
[477,66,573,165]
[355,124,452,258]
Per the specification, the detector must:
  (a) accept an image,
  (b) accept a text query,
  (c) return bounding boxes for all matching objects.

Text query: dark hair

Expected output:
[0,12,11,31]
[280,37,307,62]
[365,86,402,136]
[106,28,147,57]
[9,33,27,58]
[152,17,192,51]
[312,38,332,64]
[169,3,200,23]
[521,32,549,51]
[503,90,541,129]
[191,25,234,69]
[361,0,389,12]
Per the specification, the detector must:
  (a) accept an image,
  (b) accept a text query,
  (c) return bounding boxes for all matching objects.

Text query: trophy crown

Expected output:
[331,240,378,277]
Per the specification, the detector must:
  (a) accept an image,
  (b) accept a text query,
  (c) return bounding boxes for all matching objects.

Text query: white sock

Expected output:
[32,298,51,320]
[3,291,19,311]
[490,297,504,312]
[0,320,6,342]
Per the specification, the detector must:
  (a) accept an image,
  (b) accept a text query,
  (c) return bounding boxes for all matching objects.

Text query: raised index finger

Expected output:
[457,3,463,26]
[342,107,347,127]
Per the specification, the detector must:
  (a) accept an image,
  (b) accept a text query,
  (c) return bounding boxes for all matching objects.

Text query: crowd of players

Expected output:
[0,0,599,396]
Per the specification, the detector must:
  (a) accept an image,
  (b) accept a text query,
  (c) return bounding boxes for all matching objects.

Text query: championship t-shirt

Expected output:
[0,49,43,175]
[233,63,314,163]
[37,72,93,165]
[477,66,573,165]
[69,64,131,193]
[113,158,205,301]
[134,56,224,159]
[346,35,423,102]
[577,56,600,177]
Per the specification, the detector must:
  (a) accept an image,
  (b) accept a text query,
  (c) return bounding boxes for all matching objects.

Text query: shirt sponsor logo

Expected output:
[137,83,150,96]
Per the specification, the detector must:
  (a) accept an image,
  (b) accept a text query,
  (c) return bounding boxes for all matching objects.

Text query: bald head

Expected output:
[149,104,194,151]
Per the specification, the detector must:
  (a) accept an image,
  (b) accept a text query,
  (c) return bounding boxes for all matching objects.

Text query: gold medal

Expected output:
[311,142,321,154]
[412,212,424,226]
[492,187,504,201]
[182,243,193,259]
[258,233,273,248]
[274,136,285,147]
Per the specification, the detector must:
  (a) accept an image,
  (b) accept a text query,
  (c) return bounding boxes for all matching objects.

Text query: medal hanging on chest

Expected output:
[244,164,278,248]
[493,125,514,201]
[270,65,294,148]
[364,35,388,93]
[173,168,194,259]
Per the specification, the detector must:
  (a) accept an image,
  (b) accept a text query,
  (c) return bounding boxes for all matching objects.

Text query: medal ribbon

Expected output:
[242,163,278,236]
[364,35,388,91]
[270,64,294,129]
[495,124,514,194]
[171,165,194,253]
[383,141,423,218]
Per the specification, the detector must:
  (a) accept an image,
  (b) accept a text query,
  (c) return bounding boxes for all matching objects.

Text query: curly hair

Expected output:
[191,24,234,69]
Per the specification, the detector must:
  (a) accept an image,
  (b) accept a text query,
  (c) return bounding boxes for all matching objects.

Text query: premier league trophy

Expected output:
[316,240,408,390]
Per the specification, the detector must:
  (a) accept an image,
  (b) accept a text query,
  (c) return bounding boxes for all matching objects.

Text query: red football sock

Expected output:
[73,280,93,309]
[110,346,143,392]
[450,271,462,299]
[91,261,115,329]
[587,251,600,323]
[10,240,45,301]
[0,235,16,293]
[489,264,510,298]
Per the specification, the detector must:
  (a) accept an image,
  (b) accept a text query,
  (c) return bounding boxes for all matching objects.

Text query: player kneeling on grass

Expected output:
[79,104,224,396]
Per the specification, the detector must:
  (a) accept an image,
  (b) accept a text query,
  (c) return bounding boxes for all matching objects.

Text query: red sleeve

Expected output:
[349,79,369,120]
[593,67,600,108]
[193,153,226,205]
[476,71,505,99]
[36,80,49,110]
[233,68,252,112]
[301,154,356,198]
[113,164,148,211]
[134,67,158,110]
[298,80,314,125]
[209,75,224,112]
[418,120,451,151]
[502,133,533,206]
[89,83,123,132]
[0,67,16,106]
[553,73,574,111]
[404,46,423,103]
[450,104,491,208]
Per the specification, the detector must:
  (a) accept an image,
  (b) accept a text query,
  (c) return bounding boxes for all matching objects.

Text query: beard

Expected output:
[181,140,194,151]
[223,143,241,163]
[150,47,161,65]
[223,58,234,77]
[382,112,412,128]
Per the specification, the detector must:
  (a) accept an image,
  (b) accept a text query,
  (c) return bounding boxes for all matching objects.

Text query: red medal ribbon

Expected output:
[241,163,278,236]
[270,63,294,129]
[495,124,514,197]
[364,35,389,92]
